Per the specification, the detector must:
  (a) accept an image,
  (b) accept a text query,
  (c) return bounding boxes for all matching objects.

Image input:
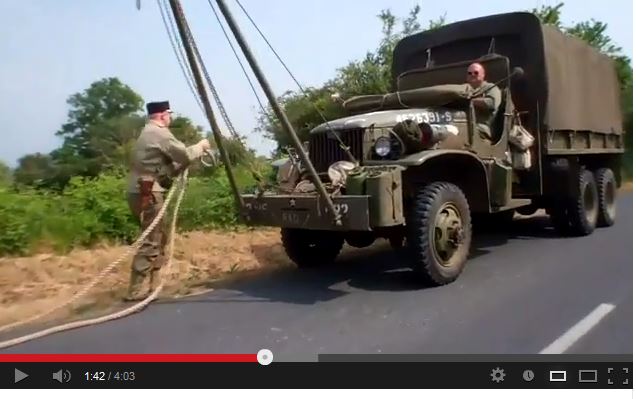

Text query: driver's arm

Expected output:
[472,85,501,111]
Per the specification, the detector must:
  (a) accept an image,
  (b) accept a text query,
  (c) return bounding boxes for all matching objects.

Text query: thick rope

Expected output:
[0,170,189,350]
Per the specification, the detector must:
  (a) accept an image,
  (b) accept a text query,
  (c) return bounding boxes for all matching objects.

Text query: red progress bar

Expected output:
[0,354,257,362]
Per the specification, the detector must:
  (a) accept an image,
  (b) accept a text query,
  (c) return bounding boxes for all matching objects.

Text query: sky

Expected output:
[0,0,633,167]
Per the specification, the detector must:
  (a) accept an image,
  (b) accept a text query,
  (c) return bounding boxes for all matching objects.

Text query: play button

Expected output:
[14,368,28,383]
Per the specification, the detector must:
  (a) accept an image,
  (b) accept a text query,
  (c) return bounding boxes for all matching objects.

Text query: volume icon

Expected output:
[52,369,72,383]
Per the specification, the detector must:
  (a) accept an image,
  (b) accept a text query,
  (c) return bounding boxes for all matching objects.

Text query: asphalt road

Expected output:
[1,194,632,356]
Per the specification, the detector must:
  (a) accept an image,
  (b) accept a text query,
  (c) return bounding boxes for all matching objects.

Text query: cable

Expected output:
[206,0,270,119]
[163,0,199,90]
[233,0,357,163]
[174,0,267,187]
[178,4,240,141]
[157,0,204,112]
[234,0,306,96]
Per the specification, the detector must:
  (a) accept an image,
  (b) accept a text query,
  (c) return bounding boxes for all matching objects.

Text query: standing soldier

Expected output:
[125,100,211,301]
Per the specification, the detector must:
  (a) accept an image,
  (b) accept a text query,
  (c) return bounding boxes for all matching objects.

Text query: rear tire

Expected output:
[406,182,472,285]
[281,228,344,268]
[549,168,599,236]
[595,168,617,227]
[568,169,599,236]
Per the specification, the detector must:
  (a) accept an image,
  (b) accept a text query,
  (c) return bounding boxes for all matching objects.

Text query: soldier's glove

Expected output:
[198,139,211,151]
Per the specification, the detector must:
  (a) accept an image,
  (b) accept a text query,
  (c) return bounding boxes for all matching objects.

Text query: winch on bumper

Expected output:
[240,165,405,231]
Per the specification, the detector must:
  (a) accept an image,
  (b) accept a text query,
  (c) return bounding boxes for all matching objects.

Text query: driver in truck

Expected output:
[466,62,502,141]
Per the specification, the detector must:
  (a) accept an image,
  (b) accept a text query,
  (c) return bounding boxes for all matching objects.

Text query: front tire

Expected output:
[406,182,472,285]
[595,167,617,227]
[281,228,344,268]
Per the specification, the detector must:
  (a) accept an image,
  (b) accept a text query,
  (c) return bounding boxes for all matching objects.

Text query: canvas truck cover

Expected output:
[392,12,624,135]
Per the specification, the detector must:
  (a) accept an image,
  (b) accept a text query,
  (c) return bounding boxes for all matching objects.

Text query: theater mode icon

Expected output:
[550,370,567,382]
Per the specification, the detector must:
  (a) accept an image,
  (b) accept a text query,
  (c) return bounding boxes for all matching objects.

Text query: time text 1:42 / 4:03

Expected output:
[84,371,136,381]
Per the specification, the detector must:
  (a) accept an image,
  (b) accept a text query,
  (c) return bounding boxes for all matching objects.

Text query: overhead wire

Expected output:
[232,0,357,163]
[157,0,204,112]
[205,0,270,120]
[174,0,267,187]
[178,3,241,142]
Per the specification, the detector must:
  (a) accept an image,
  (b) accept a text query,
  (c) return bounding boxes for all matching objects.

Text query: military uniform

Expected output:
[470,80,502,140]
[125,101,208,301]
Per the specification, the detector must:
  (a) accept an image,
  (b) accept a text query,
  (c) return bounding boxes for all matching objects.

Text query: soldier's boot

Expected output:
[124,271,149,302]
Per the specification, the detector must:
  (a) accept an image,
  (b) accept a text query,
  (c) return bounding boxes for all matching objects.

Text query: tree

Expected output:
[52,77,144,180]
[85,114,146,174]
[13,153,57,188]
[169,116,204,145]
[258,6,443,151]
[0,160,11,187]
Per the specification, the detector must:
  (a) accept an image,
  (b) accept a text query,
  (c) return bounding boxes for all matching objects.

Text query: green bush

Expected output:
[0,188,53,255]
[0,163,271,256]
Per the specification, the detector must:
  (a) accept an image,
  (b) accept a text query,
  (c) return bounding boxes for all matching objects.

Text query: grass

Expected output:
[0,228,288,328]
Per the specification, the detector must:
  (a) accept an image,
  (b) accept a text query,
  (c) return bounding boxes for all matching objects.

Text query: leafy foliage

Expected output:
[50,78,144,181]
[12,76,258,189]
[0,163,269,256]
[0,161,11,187]
[13,153,57,189]
[170,115,205,145]
[257,6,444,152]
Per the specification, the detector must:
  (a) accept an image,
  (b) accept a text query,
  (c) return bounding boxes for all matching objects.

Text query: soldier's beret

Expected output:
[146,101,171,115]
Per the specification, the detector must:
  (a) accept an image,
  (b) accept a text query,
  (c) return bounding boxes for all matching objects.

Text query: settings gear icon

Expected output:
[490,367,506,383]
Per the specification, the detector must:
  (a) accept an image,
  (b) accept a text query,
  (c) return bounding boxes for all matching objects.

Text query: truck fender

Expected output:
[400,150,491,213]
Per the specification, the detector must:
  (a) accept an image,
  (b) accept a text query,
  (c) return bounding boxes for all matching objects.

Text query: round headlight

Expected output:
[374,137,391,157]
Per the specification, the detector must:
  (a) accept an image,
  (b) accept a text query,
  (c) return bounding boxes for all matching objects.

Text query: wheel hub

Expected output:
[434,203,464,265]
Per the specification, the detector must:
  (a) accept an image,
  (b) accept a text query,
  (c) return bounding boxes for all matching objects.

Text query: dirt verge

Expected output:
[0,227,289,328]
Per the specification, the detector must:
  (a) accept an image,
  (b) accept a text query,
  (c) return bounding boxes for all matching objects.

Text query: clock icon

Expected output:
[522,370,535,382]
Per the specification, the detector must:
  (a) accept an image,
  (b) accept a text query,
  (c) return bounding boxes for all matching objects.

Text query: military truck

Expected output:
[240,12,625,285]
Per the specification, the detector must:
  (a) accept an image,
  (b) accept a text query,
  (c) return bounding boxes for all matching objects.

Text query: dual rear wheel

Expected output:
[548,167,617,236]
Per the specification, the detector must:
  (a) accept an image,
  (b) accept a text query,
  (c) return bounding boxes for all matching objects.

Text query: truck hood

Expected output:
[310,108,465,134]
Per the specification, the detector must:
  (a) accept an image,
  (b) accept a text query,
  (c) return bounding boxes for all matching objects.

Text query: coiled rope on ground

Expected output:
[0,170,190,350]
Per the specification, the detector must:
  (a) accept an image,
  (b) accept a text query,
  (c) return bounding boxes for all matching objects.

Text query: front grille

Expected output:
[308,128,365,173]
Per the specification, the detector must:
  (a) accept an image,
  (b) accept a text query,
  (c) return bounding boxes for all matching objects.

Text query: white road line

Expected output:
[539,303,616,354]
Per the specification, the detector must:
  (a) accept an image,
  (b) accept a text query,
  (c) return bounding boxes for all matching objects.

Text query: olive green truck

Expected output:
[240,12,625,285]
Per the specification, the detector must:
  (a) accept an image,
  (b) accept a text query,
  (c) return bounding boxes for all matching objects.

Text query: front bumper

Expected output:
[240,165,406,232]
[240,194,372,231]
